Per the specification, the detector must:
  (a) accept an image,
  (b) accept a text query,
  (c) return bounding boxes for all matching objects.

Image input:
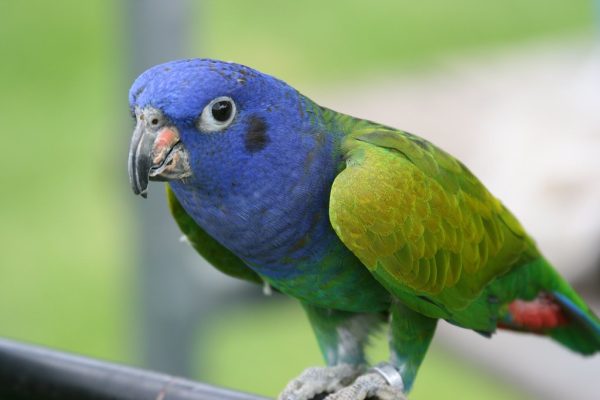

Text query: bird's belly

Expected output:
[251,239,391,313]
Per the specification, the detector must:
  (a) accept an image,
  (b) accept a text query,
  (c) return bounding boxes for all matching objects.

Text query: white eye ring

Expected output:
[197,96,236,132]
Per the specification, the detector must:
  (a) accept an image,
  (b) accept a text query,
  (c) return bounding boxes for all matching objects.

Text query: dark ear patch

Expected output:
[245,116,270,153]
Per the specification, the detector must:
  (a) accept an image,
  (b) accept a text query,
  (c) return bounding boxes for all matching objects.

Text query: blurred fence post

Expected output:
[125,0,200,377]
[124,0,263,379]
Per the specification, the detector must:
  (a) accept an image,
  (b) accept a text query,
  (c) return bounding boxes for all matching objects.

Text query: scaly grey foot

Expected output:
[324,363,407,400]
[278,364,365,400]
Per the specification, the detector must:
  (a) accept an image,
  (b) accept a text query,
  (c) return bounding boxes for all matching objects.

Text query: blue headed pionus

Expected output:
[128,59,600,400]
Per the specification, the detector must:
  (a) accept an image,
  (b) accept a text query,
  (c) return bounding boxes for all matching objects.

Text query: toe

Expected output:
[324,372,407,400]
[278,364,364,400]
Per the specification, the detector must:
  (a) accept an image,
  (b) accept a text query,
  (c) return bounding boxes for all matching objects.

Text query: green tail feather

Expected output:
[496,257,600,355]
[550,290,600,355]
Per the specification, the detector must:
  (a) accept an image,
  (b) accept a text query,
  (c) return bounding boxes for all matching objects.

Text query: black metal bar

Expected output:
[0,338,271,400]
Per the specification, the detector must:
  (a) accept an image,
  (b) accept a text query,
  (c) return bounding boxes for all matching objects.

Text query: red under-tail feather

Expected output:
[499,294,568,332]
[498,291,600,354]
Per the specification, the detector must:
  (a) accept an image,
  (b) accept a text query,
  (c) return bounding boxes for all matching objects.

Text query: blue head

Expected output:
[129,59,318,195]
[128,59,338,266]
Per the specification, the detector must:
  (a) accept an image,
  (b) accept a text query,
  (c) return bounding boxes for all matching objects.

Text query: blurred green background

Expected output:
[0,0,594,399]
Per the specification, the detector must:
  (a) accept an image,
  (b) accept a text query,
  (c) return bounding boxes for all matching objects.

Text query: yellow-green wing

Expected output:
[329,128,539,313]
[166,185,262,284]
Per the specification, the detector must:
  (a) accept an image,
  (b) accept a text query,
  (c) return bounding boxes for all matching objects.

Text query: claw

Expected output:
[324,372,407,400]
[279,364,365,400]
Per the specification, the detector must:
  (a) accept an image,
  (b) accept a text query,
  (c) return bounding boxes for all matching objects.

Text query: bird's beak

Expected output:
[128,110,191,198]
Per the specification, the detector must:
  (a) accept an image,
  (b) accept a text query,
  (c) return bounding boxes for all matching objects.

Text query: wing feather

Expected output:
[330,128,537,311]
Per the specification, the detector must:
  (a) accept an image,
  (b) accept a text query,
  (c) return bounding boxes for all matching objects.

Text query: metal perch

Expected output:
[0,337,271,400]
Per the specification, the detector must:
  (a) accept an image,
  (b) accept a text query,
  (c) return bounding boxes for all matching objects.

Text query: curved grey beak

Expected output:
[128,108,191,198]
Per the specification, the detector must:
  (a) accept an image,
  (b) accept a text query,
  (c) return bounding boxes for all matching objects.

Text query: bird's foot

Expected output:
[324,363,407,400]
[278,364,365,400]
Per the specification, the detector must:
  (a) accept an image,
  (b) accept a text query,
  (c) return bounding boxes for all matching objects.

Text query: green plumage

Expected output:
[330,124,534,320]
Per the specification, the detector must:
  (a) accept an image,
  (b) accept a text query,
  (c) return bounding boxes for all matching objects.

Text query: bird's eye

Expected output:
[197,96,236,132]
[211,100,233,122]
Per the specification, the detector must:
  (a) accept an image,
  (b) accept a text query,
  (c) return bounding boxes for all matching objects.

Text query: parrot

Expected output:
[127,59,600,400]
